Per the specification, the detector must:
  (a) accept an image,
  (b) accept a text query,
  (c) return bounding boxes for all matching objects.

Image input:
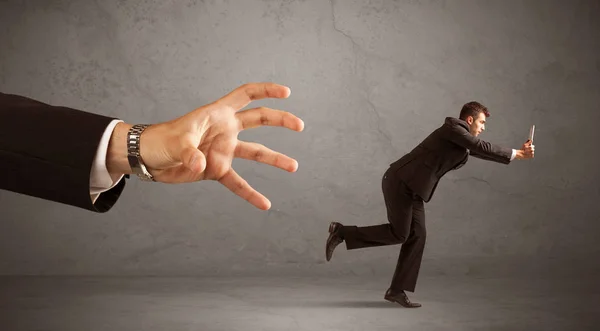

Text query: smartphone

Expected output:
[528,125,535,143]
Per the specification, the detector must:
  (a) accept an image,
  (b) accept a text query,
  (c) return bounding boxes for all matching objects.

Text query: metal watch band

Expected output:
[127,124,155,182]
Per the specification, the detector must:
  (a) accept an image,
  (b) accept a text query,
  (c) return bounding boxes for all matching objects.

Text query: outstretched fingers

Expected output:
[236,107,304,132]
[235,141,298,172]
[218,169,271,210]
[218,83,292,111]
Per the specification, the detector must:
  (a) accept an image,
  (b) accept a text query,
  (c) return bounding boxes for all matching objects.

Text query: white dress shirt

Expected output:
[88,122,517,204]
[89,119,124,204]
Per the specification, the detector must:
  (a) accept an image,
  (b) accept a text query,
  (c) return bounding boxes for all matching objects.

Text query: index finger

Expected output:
[218,83,291,111]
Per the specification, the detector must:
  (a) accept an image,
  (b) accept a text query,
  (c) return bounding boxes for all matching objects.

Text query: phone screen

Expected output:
[528,125,535,142]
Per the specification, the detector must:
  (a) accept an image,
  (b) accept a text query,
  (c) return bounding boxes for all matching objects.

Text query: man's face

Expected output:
[467,112,486,136]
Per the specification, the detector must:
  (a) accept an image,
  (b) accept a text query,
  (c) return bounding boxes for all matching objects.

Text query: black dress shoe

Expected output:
[325,221,344,261]
[384,288,422,308]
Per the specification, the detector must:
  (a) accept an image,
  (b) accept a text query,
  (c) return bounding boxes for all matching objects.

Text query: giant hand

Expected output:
[107,83,304,210]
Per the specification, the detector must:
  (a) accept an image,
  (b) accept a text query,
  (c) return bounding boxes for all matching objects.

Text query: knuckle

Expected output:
[280,113,289,125]
[260,114,270,125]
[272,153,281,165]
[236,179,247,191]
[253,149,264,160]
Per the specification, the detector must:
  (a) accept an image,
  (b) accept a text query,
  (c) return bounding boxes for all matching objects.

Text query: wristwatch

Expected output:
[127,124,155,182]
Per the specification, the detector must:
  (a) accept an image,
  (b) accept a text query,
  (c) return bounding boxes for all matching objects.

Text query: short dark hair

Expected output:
[459,101,490,121]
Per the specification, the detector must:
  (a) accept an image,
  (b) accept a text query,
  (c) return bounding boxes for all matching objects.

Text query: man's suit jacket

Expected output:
[0,92,126,212]
[389,117,513,202]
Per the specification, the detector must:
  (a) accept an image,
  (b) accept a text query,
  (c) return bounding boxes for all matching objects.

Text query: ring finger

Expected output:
[236,107,304,132]
[235,140,298,172]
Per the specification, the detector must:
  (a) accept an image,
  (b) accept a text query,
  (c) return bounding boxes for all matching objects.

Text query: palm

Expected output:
[196,115,240,181]
[153,120,238,183]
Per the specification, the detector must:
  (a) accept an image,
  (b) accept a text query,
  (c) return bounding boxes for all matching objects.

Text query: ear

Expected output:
[466,116,473,125]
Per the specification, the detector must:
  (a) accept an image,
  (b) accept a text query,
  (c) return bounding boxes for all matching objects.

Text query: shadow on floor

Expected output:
[268,300,405,308]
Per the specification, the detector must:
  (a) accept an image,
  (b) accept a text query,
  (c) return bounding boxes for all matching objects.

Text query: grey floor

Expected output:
[1,275,598,331]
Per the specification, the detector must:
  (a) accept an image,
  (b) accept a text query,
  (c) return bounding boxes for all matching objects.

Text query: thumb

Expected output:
[181,147,207,173]
[173,131,206,173]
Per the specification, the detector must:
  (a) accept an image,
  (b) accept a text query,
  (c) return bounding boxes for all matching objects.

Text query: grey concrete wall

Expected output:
[1,0,598,277]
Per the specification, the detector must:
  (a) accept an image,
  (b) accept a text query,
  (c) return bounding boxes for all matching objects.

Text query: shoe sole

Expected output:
[384,296,421,308]
[325,222,339,262]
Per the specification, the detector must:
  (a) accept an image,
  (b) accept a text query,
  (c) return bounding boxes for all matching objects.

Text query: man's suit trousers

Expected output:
[342,167,427,292]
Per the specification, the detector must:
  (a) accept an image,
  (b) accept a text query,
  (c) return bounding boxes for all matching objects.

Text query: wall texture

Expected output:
[1,0,598,277]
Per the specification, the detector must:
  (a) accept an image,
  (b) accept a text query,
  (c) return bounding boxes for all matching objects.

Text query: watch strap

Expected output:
[127,124,155,182]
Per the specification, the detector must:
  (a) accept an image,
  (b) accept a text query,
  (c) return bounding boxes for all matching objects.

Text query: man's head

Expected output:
[459,101,489,136]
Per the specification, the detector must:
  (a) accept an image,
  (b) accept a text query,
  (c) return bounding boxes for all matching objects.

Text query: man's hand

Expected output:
[515,140,535,160]
[107,82,304,210]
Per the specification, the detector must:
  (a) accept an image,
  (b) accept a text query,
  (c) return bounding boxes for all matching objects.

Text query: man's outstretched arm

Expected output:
[1,82,305,213]
[444,123,534,163]
[99,82,305,211]
[469,143,533,163]
[469,148,516,163]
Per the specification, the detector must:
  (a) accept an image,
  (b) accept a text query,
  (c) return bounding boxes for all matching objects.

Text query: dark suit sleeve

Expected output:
[443,123,513,164]
[0,92,127,212]
[469,150,511,163]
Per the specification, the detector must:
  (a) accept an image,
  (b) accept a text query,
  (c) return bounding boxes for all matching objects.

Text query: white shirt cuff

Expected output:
[90,119,125,203]
[510,149,516,161]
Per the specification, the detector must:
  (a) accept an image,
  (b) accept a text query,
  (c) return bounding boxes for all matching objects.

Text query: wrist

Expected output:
[515,149,524,160]
[106,122,133,175]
